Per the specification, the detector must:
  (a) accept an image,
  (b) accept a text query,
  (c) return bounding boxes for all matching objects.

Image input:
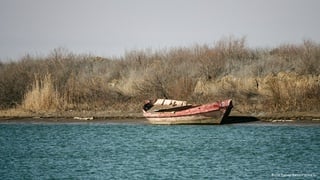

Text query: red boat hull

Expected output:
[143,99,233,125]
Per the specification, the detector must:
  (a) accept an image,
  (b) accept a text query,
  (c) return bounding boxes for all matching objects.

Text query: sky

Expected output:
[1,0,320,60]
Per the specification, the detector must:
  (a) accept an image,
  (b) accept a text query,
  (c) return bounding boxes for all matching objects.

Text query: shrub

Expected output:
[0,37,319,113]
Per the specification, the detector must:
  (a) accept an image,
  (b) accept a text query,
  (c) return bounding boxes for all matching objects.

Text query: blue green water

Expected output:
[0,121,319,179]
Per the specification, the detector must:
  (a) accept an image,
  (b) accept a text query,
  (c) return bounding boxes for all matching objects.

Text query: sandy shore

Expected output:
[1,108,320,124]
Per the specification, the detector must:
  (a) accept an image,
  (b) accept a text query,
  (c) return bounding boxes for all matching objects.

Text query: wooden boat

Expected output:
[142,99,233,125]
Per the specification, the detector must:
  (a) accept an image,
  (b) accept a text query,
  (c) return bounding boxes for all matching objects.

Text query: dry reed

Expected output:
[1,37,319,114]
[22,74,60,112]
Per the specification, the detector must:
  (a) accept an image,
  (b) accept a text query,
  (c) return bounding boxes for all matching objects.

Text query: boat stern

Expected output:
[220,99,233,121]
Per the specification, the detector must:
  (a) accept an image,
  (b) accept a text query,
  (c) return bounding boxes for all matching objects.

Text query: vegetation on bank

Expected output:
[0,37,319,115]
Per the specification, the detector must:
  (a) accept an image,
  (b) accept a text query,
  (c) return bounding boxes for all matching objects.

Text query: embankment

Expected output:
[1,37,319,119]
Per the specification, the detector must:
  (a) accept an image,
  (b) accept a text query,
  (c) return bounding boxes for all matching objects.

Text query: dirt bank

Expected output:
[1,108,319,124]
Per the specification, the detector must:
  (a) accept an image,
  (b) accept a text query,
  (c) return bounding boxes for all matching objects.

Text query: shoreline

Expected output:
[1,109,320,124]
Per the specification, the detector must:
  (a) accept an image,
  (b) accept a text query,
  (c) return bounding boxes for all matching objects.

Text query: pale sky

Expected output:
[1,0,320,60]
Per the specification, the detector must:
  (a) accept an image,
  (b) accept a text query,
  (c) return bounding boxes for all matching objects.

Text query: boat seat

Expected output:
[154,99,187,106]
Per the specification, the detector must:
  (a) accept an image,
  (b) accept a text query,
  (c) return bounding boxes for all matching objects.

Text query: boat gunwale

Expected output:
[143,100,232,118]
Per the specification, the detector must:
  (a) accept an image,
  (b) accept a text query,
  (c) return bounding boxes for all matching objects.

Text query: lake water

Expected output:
[0,121,319,179]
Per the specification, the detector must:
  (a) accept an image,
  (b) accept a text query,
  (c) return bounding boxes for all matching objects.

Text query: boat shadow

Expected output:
[221,116,260,124]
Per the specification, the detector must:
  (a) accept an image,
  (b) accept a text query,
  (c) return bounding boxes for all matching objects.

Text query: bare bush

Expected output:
[298,40,320,75]
[1,37,320,113]
[0,59,37,108]
[196,45,226,80]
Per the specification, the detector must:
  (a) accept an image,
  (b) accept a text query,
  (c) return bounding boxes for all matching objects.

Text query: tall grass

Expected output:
[22,74,61,112]
[0,38,319,113]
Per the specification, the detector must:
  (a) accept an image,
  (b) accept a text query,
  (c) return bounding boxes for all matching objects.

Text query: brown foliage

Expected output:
[0,37,319,113]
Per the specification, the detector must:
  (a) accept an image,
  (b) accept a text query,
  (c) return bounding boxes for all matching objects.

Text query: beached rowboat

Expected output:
[142,99,233,125]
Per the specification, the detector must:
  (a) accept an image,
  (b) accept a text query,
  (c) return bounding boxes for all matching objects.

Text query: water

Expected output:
[0,121,319,179]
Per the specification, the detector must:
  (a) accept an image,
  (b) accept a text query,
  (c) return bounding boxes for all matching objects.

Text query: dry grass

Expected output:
[1,37,319,114]
[22,74,61,112]
[194,72,320,113]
